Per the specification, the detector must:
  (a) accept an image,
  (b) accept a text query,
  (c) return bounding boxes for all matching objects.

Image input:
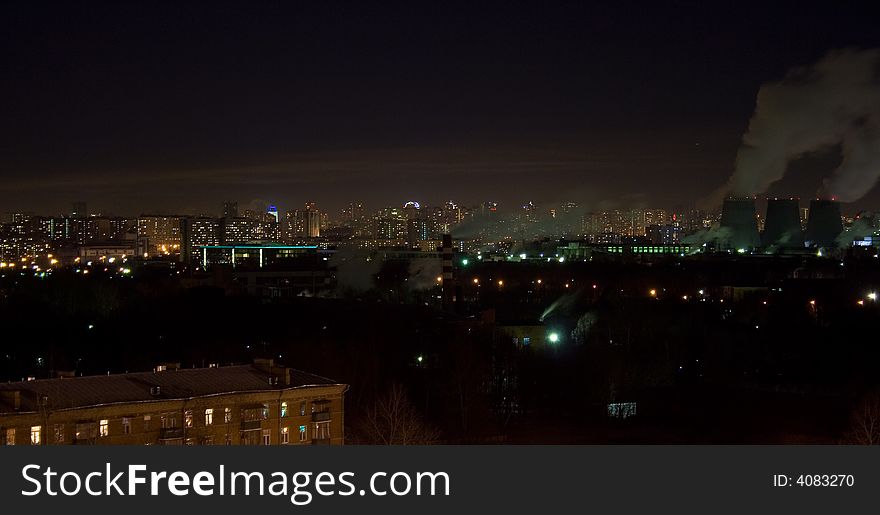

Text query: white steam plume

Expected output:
[721,48,880,203]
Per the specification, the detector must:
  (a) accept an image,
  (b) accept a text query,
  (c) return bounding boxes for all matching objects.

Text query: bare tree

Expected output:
[843,393,880,445]
[359,384,440,445]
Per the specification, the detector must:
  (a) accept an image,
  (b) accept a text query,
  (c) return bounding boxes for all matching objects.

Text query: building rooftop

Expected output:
[0,362,340,415]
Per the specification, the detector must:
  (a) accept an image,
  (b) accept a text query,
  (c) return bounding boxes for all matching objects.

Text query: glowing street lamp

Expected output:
[547,332,560,344]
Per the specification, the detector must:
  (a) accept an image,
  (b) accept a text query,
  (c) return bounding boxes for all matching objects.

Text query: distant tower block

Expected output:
[805,199,843,248]
[762,198,803,249]
[720,198,760,250]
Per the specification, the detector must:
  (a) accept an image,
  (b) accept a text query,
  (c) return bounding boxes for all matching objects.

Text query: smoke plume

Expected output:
[720,48,880,203]
[330,248,381,294]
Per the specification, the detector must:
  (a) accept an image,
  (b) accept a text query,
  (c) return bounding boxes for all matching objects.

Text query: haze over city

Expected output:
[3,2,880,215]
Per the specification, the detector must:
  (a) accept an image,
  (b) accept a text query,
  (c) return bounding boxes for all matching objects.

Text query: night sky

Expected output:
[2,1,879,216]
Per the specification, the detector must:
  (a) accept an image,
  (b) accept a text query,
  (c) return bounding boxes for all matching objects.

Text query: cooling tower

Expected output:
[719,198,760,250]
[762,198,804,249]
[805,199,843,248]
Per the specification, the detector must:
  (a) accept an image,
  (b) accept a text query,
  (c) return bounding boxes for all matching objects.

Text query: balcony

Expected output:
[159,427,184,440]
[311,411,331,422]
[240,419,262,431]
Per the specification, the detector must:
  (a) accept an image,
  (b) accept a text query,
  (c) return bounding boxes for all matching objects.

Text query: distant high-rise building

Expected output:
[267,204,279,223]
[647,224,682,245]
[304,202,321,238]
[375,207,408,242]
[137,216,182,256]
[223,201,238,219]
[71,201,88,218]
[284,211,307,241]
[181,217,221,262]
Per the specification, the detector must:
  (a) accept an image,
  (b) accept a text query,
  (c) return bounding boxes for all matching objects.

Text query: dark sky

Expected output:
[2,1,879,216]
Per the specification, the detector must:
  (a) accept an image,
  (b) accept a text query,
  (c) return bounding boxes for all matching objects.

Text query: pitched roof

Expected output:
[0,364,341,414]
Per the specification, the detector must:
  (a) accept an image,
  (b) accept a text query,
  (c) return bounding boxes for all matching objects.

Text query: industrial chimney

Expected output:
[805,199,843,248]
[762,198,804,249]
[441,234,454,309]
[719,198,760,250]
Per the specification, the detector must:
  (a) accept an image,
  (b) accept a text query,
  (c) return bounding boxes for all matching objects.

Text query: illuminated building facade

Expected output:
[137,216,182,256]
[0,360,346,446]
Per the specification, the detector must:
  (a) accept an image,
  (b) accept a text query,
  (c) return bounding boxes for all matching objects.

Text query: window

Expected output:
[184,410,193,428]
[300,402,306,416]
[99,419,109,437]
[281,426,289,444]
[143,415,151,431]
[122,418,131,435]
[224,407,232,423]
[262,429,271,446]
[161,414,177,429]
[261,404,269,420]
[281,401,288,418]
[225,433,232,446]
[53,424,64,444]
[299,425,307,442]
[30,426,42,445]
[313,422,330,441]
[5,428,15,446]
[607,402,637,419]
[202,436,214,445]
[75,422,97,441]
[241,407,263,422]
[205,408,214,426]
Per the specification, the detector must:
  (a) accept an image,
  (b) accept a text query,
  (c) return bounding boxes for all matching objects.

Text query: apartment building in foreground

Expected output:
[0,359,346,446]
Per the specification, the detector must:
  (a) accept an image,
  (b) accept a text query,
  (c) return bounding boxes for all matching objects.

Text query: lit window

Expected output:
[205,408,214,426]
[224,407,232,423]
[30,426,42,445]
[299,425,307,442]
[5,428,15,446]
[281,426,290,444]
[122,418,131,435]
[99,419,109,437]
[300,402,306,416]
[225,433,232,446]
[53,424,64,443]
[281,401,288,418]
[261,404,269,420]
[184,410,193,428]
[313,422,330,440]
[607,402,638,419]
[262,429,271,446]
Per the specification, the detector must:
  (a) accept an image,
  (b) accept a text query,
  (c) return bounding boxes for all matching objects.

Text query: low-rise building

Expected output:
[0,359,346,446]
